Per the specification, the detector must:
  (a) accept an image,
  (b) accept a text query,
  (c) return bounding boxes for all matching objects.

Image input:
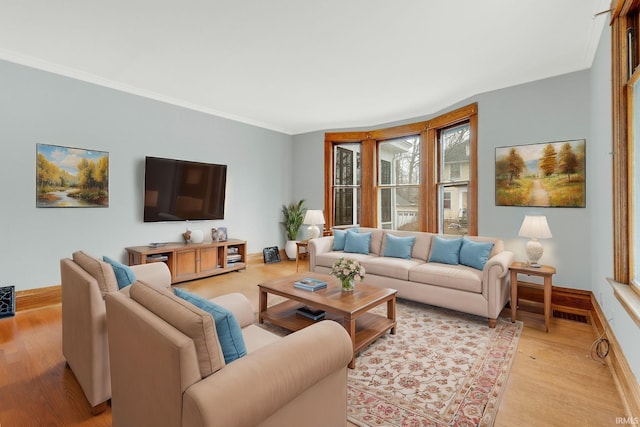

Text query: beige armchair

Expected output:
[105,281,353,427]
[60,251,171,414]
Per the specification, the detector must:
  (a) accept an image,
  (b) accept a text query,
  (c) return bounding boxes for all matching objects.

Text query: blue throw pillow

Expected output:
[103,256,136,289]
[383,234,416,259]
[333,228,359,251]
[174,288,247,364]
[344,231,372,255]
[459,238,495,270]
[428,236,463,265]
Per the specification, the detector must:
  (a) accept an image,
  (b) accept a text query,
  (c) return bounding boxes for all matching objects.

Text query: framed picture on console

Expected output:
[36,143,109,208]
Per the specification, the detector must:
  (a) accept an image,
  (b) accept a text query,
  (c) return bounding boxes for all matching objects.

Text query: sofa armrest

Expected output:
[209,292,254,328]
[309,236,334,271]
[483,250,514,280]
[130,262,171,288]
[182,321,352,427]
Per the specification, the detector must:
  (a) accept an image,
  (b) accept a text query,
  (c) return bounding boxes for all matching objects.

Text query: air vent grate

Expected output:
[553,309,589,324]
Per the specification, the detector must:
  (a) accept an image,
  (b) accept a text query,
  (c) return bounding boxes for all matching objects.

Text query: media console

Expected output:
[126,239,246,284]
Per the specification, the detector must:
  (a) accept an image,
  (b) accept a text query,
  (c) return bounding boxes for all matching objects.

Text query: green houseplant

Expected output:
[281,200,306,259]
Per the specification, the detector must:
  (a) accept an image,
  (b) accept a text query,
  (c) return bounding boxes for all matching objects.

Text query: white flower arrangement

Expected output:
[331,257,366,285]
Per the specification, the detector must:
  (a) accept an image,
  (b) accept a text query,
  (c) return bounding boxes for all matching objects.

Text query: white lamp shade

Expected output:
[518,215,552,239]
[303,210,325,226]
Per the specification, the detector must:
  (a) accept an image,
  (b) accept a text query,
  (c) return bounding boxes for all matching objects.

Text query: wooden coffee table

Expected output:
[258,272,397,368]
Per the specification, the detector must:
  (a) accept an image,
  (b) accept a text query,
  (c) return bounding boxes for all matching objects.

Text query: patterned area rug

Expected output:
[347,300,522,427]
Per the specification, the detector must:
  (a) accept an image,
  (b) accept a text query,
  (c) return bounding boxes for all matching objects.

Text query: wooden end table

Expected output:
[258,272,397,368]
[509,261,556,332]
[295,240,309,272]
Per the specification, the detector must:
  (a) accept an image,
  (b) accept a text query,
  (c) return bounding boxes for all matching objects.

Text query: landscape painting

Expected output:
[495,139,585,207]
[36,143,109,208]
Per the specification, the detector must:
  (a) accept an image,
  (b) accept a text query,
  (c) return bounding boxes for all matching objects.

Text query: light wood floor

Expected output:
[0,259,627,426]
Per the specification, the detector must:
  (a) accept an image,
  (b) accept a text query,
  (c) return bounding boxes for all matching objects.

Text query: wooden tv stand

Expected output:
[126,239,246,284]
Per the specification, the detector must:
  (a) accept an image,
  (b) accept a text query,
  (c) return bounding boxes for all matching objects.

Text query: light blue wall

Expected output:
[294,71,591,291]
[0,59,293,291]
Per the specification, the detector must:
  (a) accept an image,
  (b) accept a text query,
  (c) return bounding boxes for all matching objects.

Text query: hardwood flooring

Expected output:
[0,259,628,426]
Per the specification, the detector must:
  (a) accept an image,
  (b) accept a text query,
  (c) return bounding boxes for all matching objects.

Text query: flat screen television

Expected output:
[143,156,227,222]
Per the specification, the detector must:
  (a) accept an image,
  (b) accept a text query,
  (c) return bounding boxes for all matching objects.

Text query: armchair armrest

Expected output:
[308,236,334,271]
[182,321,352,427]
[131,262,171,288]
[209,292,254,328]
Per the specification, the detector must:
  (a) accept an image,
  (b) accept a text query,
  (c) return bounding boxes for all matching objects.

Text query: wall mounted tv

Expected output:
[144,156,227,222]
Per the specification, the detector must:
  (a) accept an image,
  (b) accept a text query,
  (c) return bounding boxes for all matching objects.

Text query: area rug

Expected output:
[346,300,522,427]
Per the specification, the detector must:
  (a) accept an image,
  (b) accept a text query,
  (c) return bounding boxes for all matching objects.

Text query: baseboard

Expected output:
[516,280,592,319]
[591,294,640,418]
[16,285,61,312]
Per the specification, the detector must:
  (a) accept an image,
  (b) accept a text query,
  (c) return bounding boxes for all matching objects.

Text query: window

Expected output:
[612,1,640,291]
[333,144,361,227]
[324,103,477,234]
[378,136,421,230]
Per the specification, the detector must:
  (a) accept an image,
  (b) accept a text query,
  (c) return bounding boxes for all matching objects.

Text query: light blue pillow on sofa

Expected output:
[103,256,136,289]
[333,228,359,251]
[344,231,372,255]
[428,236,463,265]
[383,234,416,259]
[459,238,494,270]
[174,287,247,364]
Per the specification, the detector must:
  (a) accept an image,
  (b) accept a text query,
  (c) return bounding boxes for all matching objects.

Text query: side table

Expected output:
[509,261,556,332]
[295,240,309,272]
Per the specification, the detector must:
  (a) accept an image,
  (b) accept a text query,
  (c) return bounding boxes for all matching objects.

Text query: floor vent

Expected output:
[553,309,589,324]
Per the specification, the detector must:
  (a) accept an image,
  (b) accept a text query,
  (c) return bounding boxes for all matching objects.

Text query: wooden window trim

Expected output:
[324,103,477,234]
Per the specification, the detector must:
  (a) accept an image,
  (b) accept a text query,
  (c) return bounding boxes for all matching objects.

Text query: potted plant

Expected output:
[281,200,306,259]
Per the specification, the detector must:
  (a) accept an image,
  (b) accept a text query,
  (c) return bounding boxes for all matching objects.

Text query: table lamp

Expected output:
[518,215,552,267]
[303,210,325,239]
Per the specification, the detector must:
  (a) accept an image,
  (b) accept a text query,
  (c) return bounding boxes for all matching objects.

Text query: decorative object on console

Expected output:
[330,257,365,292]
[189,229,204,244]
[182,229,191,243]
[36,143,109,208]
[518,215,552,267]
[303,210,325,239]
[216,227,227,241]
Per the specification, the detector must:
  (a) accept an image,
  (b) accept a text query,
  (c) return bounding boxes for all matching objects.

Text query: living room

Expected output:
[1,1,639,425]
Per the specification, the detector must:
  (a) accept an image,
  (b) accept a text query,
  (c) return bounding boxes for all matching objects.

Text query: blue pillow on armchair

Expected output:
[103,256,136,289]
[174,287,247,364]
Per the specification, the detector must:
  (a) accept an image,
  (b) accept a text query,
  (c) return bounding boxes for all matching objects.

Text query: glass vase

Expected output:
[340,277,355,292]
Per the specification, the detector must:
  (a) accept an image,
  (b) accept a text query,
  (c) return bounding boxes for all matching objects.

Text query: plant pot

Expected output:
[285,240,298,260]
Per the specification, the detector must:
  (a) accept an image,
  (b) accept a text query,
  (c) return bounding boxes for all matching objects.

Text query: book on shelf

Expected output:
[296,306,326,321]
[293,278,327,291]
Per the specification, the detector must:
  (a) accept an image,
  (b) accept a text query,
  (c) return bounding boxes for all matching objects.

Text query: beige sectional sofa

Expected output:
[309,227,514,327]
[105,281,353,427]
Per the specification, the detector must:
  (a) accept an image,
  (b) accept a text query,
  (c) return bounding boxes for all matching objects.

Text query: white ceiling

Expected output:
[0,1,610,135]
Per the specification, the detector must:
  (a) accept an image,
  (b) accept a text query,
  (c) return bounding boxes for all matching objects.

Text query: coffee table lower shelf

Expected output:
[260,300,395,363]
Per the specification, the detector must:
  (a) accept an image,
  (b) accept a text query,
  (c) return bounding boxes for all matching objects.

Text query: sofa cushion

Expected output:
[459,238,495,270]
[428,236,462,265]
[332,228,358,251]
[129,281,225,378]
[103,256,136,289]
[409,263,483,293]
[383,233,416,259]
[344,231,372,255]
[72,250,119,296]
[315,251,378,269]
[362,257,425,281]
[174,288,247,364]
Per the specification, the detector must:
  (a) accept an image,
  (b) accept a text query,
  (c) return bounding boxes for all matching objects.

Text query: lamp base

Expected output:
[307,225,320,240]
[525,239,544,268]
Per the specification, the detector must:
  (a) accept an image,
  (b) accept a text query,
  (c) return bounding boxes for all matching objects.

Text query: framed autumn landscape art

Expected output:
[36,143,109,208]
[495,139,585,208]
